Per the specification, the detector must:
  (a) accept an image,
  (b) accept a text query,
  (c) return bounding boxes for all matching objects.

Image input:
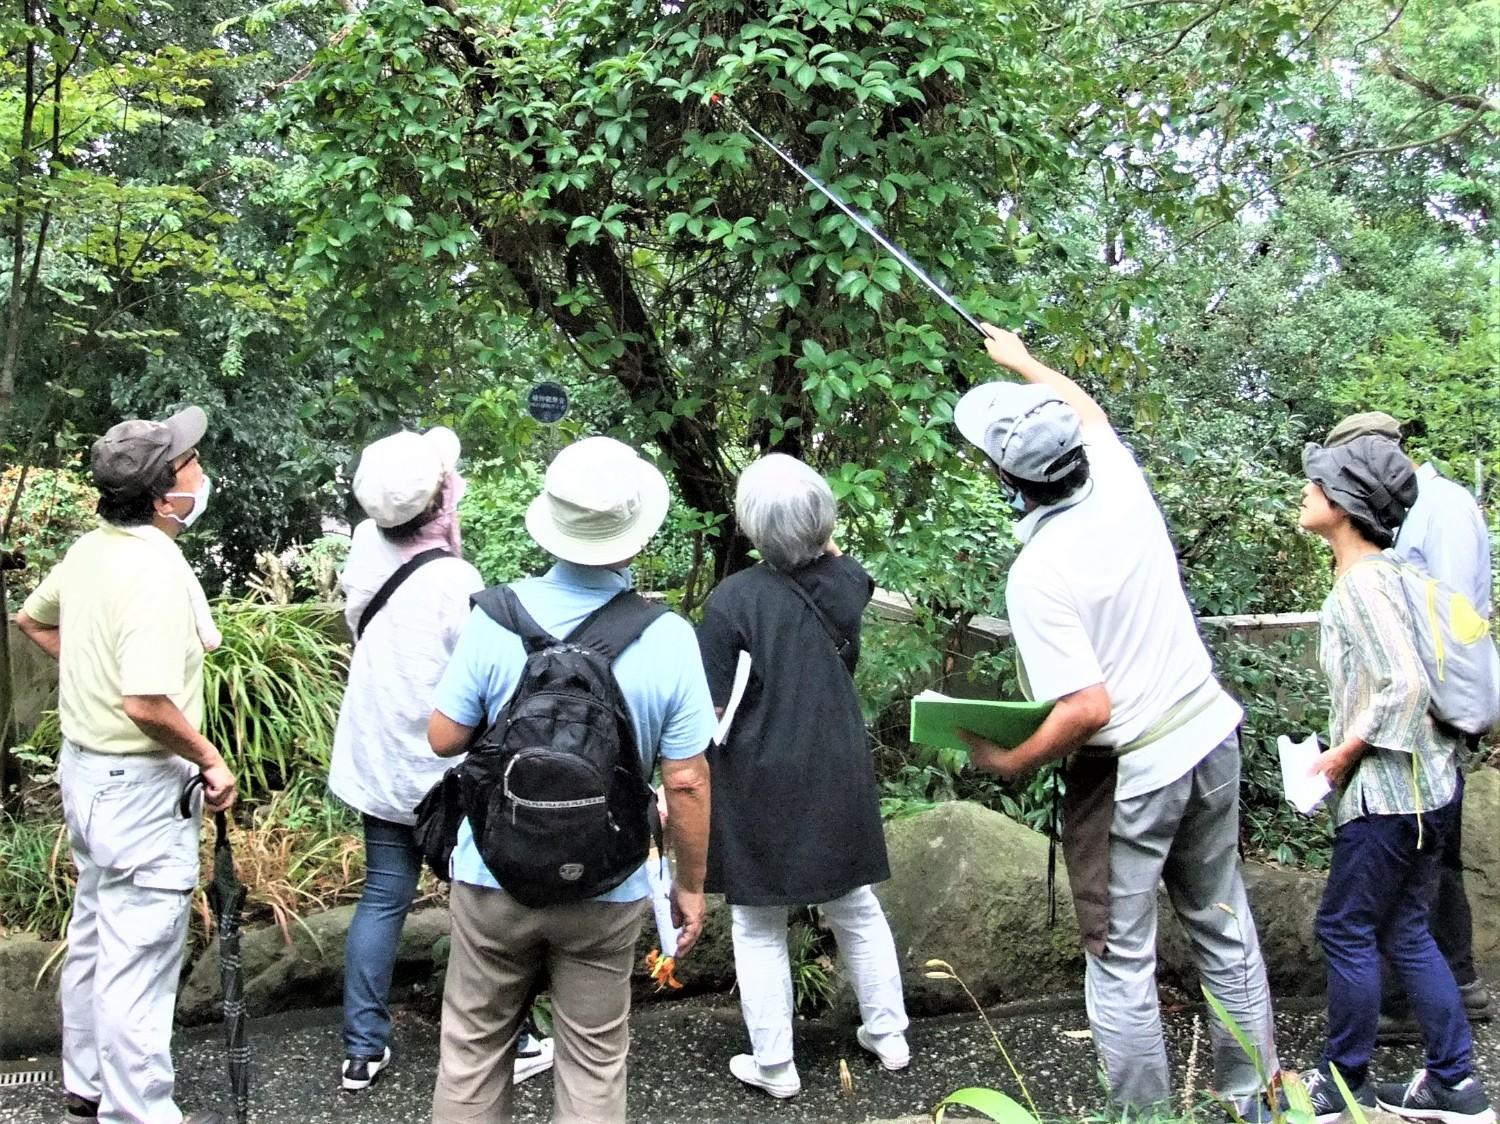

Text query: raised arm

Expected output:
[980,324,1109,430]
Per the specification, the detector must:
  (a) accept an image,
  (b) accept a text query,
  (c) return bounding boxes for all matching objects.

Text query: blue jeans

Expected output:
[343,815,423,1057]
[1316,792,1472,1085]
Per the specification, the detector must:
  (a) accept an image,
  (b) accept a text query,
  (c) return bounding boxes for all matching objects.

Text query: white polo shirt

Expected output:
[1005,424,1242,801]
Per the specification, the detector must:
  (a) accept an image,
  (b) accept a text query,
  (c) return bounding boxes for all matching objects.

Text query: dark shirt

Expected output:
[696,553,890,905]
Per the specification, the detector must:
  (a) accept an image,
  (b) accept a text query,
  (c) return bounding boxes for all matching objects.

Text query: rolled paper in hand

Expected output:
[647,848,680,958]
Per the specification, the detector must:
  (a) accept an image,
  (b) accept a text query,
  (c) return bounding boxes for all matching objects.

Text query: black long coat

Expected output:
[696,553,890,906]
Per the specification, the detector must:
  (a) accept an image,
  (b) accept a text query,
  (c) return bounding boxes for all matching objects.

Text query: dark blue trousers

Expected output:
[1316,787,1472,1085]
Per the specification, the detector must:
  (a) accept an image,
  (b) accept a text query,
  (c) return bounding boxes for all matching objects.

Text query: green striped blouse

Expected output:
[1318,553,1460,827]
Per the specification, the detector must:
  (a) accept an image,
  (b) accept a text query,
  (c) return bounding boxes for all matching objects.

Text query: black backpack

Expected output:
[413,585,666,905]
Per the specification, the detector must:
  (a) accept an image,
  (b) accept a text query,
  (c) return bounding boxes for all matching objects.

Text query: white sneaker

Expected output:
[729,1054,802,1098]
[341,1045,392,1091]
[857,1026,911,1071]
[514,1035,555,1084]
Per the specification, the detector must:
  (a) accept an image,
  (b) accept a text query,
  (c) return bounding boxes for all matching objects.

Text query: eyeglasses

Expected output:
[175,450,199,472]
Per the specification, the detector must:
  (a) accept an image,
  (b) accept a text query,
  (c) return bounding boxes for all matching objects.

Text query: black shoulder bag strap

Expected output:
[771,568,851,660]
[470,585,555,654]
[568,589,669,661]
[357,548,451,640]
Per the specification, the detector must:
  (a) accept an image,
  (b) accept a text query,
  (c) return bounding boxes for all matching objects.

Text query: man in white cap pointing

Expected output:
[952,328,1278,1118]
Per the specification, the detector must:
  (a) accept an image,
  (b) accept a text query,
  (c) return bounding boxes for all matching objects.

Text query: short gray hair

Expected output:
[735,454,836,571]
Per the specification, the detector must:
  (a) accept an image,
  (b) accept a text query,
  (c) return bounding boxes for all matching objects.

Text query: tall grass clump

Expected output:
[0,813,74,939]
[204,601,349,798]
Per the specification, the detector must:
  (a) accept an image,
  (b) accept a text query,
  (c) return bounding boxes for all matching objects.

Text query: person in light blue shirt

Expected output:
[1325,411,1494,1030]
[427,436,714,1124]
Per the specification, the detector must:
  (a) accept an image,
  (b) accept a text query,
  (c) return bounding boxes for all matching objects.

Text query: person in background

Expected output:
[16,406,234,1124]
[952,327,1277,1120]
[1324,411,1493,1031]
[695,454,909,1099]
[329,427,555,1091]
[427,436,714,1124]
[1297,434,1493,1124]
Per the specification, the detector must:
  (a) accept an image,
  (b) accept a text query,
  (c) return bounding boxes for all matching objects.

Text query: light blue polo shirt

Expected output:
[432,561,716,902]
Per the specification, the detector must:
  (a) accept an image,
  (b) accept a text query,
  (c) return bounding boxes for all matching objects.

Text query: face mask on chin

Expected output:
[163,476,211,528]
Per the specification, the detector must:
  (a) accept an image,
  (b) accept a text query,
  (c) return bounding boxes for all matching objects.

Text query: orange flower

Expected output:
[644,949,683,991]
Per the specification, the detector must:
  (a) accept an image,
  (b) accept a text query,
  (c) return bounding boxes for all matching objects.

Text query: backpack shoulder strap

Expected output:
[470,585,555,655]
[357,548,451,640]
[567,590,669,662]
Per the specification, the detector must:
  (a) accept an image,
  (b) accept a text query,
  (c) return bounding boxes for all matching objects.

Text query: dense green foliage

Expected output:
[3,0,1495,864]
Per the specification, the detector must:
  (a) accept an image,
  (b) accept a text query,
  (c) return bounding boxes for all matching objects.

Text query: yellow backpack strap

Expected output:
[1425,578,1445,682]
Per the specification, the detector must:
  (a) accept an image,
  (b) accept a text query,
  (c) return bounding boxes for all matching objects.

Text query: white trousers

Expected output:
[59,741,200,1124]
[730,885,908,1066]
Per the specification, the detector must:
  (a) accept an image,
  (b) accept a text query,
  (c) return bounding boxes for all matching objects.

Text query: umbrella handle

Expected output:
[177,773,205,818]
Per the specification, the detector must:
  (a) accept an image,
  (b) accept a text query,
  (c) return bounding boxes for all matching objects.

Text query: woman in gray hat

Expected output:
[1297,435,1492,1124]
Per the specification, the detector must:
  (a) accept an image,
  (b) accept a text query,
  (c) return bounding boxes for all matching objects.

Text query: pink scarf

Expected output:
[397,471,466,561]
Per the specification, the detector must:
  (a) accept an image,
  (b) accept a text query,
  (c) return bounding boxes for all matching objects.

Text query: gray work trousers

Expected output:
[1084,733,1278,1112]
[59,741,200,1124]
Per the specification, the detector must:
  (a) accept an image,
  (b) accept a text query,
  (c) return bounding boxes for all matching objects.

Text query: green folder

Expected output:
[908,691,1054,753]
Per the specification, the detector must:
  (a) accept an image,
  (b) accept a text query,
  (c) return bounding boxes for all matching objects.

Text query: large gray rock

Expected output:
[0,933,63,1055]
[176,904,451,1025]
[872,801,1085,1015]
[1463,767,1500,972]
[1158,861,1329,998]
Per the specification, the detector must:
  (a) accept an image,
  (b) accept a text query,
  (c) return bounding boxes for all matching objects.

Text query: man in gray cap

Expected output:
[1325,411,1494,1028]
[16,406,234,1124]
[952,327,1276,1118]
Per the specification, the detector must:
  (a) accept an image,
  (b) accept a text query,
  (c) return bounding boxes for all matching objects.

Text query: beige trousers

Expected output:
[431,881,647,1124]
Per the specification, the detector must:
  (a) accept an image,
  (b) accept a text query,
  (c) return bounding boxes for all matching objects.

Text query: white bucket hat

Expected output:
[353,426,460,528]
[525,437,670,566]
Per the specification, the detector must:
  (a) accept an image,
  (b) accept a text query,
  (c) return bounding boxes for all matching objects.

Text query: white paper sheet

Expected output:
[646,849,680,958]
[1277,733,1332,815]
[712,650,753,746]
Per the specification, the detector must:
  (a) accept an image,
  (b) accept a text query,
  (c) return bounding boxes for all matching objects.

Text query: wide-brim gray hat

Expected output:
[1303,434,1418,531]
[525,436,670,566]
[91,405,206,493]
[954,381,1084,483]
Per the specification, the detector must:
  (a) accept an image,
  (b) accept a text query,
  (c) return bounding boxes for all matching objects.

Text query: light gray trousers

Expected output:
[1084,733,1278,1112]
[59,741,199,1124]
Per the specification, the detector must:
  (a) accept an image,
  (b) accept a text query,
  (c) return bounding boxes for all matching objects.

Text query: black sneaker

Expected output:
[63,1092,99,1121]
[1375,1069,1497,1124]
[1285,1064,1377,1124]
[1461,980,1493,1023]
[341,1046,392,1092]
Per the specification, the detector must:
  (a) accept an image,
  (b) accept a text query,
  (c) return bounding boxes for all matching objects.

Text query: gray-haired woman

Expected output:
[697,454,909,1099]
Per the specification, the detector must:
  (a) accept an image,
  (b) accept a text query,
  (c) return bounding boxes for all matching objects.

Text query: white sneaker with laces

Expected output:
[514,1035,555,1083]
[729,1054,802,1098]
[856,1026,911,1071]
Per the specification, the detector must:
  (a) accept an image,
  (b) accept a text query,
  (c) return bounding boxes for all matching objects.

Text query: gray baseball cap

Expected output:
[91,406,206,493]
[1303,434,1418,531]
[1326,411,1402,448]
[953,381,1084,483]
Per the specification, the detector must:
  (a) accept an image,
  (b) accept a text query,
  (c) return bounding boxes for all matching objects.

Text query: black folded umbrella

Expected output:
[205,808,251,1124]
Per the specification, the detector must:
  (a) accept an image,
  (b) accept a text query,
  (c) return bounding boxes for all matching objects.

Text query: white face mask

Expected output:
[164,476,211,528]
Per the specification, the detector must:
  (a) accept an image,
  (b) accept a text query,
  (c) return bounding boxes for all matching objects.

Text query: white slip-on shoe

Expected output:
[857,1026,911,1071]
[514,1035,555,1084]
[341,1045,392,1091]
[729,1054,802,1098]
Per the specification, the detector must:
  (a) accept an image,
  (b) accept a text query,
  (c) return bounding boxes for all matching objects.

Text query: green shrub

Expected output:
[204,600,350,798]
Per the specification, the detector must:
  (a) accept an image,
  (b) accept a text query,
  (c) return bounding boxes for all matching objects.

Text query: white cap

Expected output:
[352,427,459,528]
[525,437,670,566]
[953,381,1084,483]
